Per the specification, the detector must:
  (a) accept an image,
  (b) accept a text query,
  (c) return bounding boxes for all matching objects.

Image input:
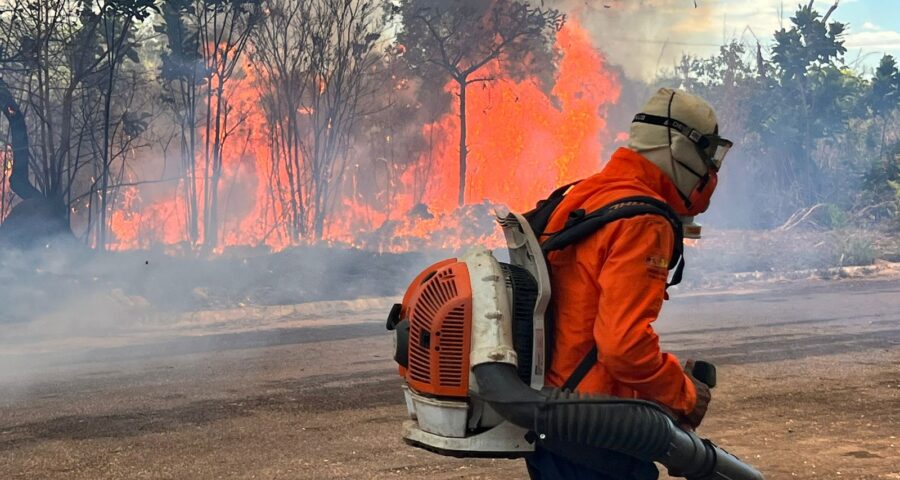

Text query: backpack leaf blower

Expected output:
[386,203,765,480]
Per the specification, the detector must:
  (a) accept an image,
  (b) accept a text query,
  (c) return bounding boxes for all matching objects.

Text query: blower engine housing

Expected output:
[401,259,473,399]
[387,212,549,456]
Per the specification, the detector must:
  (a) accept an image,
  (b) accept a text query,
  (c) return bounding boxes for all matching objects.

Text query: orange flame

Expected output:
[108,19,621,253]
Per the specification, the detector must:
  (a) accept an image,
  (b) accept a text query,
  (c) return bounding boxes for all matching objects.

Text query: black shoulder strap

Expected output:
[523,180,580,237]
[545,196,686,391]
[542,196,684,271]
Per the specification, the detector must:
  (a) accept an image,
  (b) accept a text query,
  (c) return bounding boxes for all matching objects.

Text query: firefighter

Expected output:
[526,88,733,480]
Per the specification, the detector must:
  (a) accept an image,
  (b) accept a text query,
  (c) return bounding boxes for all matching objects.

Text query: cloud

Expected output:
[862,21,881,31]
[845,30,900,50]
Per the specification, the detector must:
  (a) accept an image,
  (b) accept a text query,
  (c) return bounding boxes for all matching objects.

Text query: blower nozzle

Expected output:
[474,363,764,480]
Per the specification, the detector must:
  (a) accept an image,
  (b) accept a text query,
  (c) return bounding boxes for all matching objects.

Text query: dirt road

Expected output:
[1,277,898,479]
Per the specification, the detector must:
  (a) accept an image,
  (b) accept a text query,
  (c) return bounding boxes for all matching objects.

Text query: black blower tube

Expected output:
[473,363,764,480]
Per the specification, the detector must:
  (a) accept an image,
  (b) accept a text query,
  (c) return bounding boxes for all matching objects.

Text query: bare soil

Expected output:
[0,277,898,480]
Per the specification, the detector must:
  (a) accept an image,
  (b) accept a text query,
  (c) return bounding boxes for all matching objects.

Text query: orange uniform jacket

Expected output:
[543,147,697,416]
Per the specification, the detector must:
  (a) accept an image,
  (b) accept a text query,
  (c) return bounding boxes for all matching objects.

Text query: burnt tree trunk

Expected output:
[0,79,41,201]
[457,79,467,207]
[0,78,72,248]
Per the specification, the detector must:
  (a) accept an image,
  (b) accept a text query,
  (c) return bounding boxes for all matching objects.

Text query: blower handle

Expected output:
[690,360,717,389]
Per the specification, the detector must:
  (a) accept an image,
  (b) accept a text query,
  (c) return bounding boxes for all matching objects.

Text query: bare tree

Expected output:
[197,0,260,250]
[158,0,205,245]
[94,0,158,249]
[251,0,315,242]
[157,0,260,250]
[397,0,563,206]
[82,68,154,245]
[252,0,387,241]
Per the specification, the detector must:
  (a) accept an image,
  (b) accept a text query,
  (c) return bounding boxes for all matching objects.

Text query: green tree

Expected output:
[768,1,855,206]
[669,2,883,227]
[869,55,900,158]
[861,56,900,216]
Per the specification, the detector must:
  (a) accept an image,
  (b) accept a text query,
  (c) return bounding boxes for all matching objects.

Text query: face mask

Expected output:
[685,168,717,215]
[666,155,717,215]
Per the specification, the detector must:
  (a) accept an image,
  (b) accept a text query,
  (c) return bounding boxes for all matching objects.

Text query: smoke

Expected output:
[544,0,720,81]
[0,232,444,386]
[545,1,860,81]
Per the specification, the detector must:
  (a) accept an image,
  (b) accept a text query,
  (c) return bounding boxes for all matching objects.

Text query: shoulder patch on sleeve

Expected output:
[645,254,669,281]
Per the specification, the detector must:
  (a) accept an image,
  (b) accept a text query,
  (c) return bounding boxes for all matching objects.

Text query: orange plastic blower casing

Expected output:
[402,259,473,398]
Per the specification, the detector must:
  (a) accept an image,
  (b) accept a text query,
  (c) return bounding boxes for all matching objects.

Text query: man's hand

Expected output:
[682,359,711,429]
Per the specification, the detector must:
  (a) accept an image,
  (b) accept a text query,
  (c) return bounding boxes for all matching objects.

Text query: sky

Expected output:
[562,0,900,80]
